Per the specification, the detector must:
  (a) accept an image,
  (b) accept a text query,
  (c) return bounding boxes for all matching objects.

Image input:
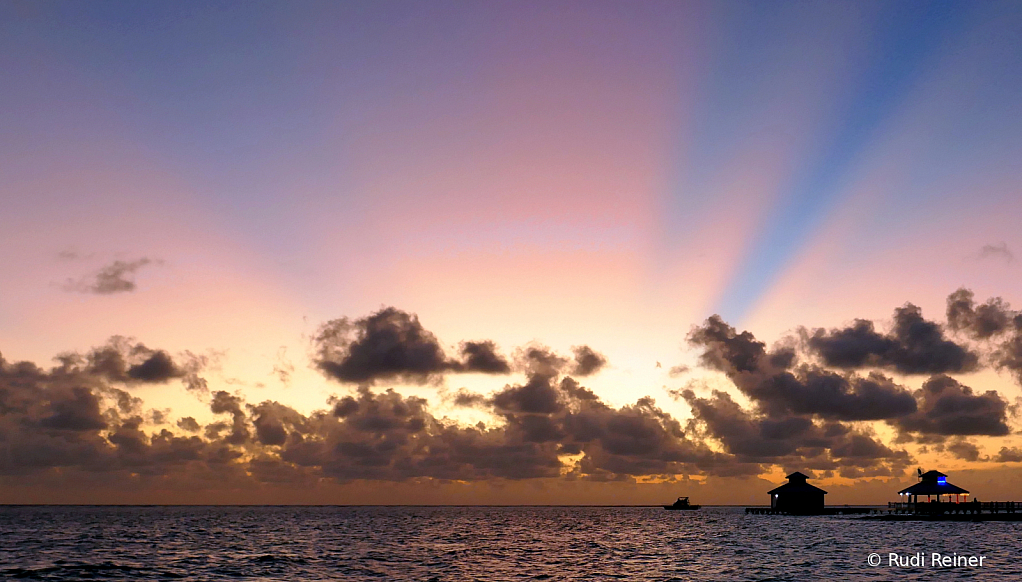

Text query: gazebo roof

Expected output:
[898,469,969,496]
[899,481,969,496]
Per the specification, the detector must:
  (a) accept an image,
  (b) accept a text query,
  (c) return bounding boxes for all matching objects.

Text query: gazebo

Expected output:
[898,470,969,506]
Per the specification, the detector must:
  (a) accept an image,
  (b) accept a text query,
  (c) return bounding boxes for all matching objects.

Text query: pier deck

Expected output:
[745,506,878,515]
[887,500,1019,516]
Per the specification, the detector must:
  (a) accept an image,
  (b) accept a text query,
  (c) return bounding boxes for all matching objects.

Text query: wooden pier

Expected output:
[887,500,1019,516]
[745,506,878,515]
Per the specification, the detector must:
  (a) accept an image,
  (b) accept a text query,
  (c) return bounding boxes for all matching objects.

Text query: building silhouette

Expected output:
[768,472,827,515]
[897,470,970,504]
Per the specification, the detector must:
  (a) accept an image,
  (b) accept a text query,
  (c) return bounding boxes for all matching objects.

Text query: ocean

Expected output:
[1,506,1018,580]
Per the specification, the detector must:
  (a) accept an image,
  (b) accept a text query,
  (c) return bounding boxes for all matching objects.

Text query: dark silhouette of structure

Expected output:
[897,470,969,504]
[767,472,827,515]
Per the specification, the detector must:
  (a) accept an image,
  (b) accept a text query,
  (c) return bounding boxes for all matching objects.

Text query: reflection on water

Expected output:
[1,506,1019,580]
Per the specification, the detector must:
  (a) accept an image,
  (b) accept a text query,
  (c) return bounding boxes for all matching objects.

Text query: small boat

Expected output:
[663,496,701,510]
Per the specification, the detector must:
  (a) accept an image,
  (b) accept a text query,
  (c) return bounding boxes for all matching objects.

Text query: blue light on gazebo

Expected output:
[938,476,947,485]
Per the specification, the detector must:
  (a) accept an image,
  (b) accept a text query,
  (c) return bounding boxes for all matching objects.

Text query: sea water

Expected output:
[1,505,1019,580]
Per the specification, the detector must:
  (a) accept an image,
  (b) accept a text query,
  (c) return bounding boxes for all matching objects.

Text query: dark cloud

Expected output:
[457,341,511,374]
[38,386,108,432]
[447,388,488,408]
[946,288,1016,339]
[570,345,607,376]
[689,315,766,374]
[807,304,978,374]
[483,371,741,478]
[943,289,1022,384]
[492,374,564,414]
[313,308,512,384]
[4,294,1020,497]
[894,375,1011,436]
[80,339,194,385]
[279,387,564,481]
[758,369,918,421]
[1000,331,1022,385]
[210,391,250,445]
[994,447,1022,463]
[0,348,229,479]
[314,308,450,384]
[312,308,604,387]
[517,346,570,377]
[248,401,307,446]
[177,417,201,432]
[127,351,182,382]
[681,389,911,475]
[689,317,917,421]
[682,389,806,460]
[946,439,982,462]
[567,396,731,479]
[63,258,158,295]
[278,369,734,481]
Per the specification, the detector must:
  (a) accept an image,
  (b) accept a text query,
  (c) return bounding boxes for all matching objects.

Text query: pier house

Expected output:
[767,472,827,515]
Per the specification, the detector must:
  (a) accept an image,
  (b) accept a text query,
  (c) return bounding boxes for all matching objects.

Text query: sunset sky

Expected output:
[2,0,1022,505]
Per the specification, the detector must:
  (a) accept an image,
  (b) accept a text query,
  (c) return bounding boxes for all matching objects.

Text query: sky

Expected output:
[2,0,1022,505]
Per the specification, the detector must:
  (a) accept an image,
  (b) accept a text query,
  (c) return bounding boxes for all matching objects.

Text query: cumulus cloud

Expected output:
[52,338,196,387]
[4,292,1021,498]
[492,374,565,415]
[0,347,224,479]
[994,447,1022,463]
[681,389,912,476]
[945,289,1022,384]
[806,304,978,374]
[457,341,511,374]
[689,316,917,421]
[293,366,736,481]
[1,332,739,487]
[946,288,1016,339]
[946,439,982,462]
[248,401,307,446]
[177,417,201,432]
[313,308,513,384]
[209,391,250,445]
[1000,332,1022,385]
[313,308,450,384]
[516,345,570,377]
[570,345,607,376]
[894,375,1011,437]
[62,258,159,294]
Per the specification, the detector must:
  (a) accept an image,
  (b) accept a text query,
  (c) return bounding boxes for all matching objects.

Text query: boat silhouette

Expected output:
[663,496,701,510]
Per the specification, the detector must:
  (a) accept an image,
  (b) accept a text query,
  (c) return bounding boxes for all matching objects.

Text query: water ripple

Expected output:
[1,506,1020,580]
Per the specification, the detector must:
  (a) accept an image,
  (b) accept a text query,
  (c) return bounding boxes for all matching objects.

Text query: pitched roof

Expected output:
[768,481,828,495]
[898,481,969,496]
[768,472,827,495]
